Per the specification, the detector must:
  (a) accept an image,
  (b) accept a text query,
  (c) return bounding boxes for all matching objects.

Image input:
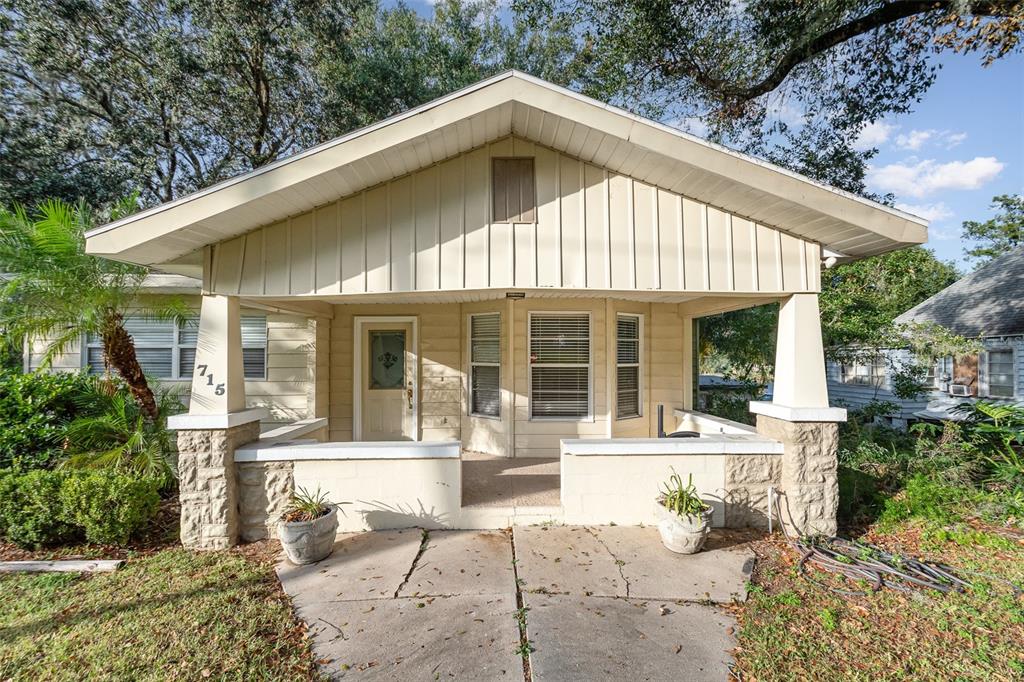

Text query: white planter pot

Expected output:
[654,500,713,554]
[278,506,339,565]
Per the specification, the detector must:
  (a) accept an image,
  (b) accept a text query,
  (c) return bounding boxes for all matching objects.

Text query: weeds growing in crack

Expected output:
[394,528,430,598]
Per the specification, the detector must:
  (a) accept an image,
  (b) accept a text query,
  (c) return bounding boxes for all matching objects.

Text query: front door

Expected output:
[361,322,416,440]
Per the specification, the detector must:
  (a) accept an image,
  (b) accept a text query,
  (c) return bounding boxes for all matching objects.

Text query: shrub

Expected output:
[59,471,161,545]
[0,468,79,548]
[878,475,968,527]
[0,369,100,470]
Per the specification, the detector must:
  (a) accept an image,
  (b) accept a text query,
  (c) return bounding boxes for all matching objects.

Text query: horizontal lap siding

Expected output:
[29,307,312,428]
[210,136,822,297]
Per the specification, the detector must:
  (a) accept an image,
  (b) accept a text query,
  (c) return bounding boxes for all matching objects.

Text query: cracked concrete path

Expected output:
[277,526,754,681]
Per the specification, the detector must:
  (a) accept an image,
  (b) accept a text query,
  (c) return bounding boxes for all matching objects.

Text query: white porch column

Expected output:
[771,293,828,408]
[750,293,845,538]
[188,294,246,415]
[168,294,265,550]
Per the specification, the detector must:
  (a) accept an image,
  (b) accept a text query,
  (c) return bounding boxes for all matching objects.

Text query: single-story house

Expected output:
[826,246,1023,427]
[81,71,927,548]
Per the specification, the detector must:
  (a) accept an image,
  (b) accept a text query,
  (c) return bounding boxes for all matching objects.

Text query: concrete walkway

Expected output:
[277,526,755,681]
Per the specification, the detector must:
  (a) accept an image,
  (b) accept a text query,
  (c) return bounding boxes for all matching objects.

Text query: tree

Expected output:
[518,0,1023,194]
[819,246,960,352]
[0,198,185,421]
[962,194,1024,263]
[0,0,588,209]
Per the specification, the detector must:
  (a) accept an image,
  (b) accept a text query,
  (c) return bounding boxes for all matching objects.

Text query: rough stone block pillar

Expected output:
[238,461,295,542]
[175,419,261,550]
[723,454,782,529]
[754,414,840,537]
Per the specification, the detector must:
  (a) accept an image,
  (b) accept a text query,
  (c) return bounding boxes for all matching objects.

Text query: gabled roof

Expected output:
[85,71,927,271]
[895,246,1024,337]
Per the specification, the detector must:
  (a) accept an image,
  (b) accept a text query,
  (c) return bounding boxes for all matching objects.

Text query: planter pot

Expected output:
[654,500,713,554]
[278,506,339,565]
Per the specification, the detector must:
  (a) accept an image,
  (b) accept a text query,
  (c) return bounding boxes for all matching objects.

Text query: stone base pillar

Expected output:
[238,461,295,542]
[173,416,262,550]
[724,454,782,529]
[750,403,846,537]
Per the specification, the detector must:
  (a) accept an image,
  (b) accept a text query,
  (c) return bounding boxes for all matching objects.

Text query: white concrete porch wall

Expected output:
[561,452,728,527]
[207,135,822,298]
[292,457,461,533]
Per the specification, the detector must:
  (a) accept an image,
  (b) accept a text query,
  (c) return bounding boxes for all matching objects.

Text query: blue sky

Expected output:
[400,2,1022,271]
[855,52,1023,270]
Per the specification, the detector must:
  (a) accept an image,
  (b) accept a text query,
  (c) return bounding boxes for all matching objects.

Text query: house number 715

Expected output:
[195,364,225,395]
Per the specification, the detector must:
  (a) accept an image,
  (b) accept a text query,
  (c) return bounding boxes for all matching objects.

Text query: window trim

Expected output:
[527,310,593,422]
[615,312,643,420]
[82,314,268,381]
[468,312,502,420]
[840,357,886,387]
[983,347,1016,399]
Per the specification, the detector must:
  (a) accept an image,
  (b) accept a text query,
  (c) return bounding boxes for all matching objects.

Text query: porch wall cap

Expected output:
[167,408,268,431]
[234,439,461,462]
[748,401,847,423]
[560,436,783,456]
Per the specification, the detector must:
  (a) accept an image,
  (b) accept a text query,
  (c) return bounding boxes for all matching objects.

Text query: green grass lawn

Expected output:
[0,545,318,681]
[734,520,1024,681]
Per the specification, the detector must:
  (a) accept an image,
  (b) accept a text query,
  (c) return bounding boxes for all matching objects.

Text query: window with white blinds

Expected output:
[469,313,501,417]
[616,314,641,419]
[529,313,591,419]
[987,349,1015,398]
[85,315,267,380]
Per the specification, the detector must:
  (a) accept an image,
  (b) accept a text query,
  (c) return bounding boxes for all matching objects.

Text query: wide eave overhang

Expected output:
[86,71,927,273]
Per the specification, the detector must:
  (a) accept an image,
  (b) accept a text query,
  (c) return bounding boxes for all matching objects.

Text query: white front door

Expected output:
[360,322,416,441]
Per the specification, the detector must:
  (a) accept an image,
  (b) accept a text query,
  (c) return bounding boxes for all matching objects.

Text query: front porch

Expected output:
[167,290,847,548]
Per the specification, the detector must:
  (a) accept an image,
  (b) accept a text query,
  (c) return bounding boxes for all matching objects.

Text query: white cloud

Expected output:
[928,226,960,241]
[765,99,806,127]
[895,129,933,151]
[943,131,968,148]
[867,156,1004,198]
[853,121,896,151]
[894,202,954,222]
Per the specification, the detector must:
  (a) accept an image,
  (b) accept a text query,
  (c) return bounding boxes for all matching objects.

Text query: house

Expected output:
[826,246,1024,427]
[82,72,926,548]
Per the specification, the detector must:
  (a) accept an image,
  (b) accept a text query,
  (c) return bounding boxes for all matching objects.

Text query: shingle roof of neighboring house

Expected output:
[895,246,1024,338]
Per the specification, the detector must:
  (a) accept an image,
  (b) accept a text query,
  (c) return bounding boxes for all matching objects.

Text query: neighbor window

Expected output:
[85,315,267,380]
[492,157,536,223]
[529,313,591,419]
[841,358,885,387]
[987,349,1015,398]
[469,313,501,417]
[616,314,642,419]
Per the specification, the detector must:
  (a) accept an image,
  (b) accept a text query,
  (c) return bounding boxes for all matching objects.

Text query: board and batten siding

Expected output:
[207,136,822,297]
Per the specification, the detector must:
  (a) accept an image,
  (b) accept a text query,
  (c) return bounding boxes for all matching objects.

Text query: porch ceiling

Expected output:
[85,72,927,270]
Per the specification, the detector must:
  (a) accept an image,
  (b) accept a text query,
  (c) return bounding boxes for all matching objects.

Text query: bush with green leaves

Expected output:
[59,471,161,545]
[0,468,161,548]
[0,369,99,470]
[0,468,79,548]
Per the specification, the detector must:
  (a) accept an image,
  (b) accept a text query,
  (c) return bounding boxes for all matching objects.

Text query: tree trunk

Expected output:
[101,311,159,421]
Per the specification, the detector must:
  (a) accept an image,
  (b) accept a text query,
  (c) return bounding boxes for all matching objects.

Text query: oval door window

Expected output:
[369,330,406,389]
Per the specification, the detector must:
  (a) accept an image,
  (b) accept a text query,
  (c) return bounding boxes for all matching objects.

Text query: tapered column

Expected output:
[771,293,828,408]
[750,293,845,537]
[188,294,246,415]
[168,294,264,550]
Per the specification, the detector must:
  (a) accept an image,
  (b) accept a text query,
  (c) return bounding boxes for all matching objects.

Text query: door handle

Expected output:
[406,386,414,409]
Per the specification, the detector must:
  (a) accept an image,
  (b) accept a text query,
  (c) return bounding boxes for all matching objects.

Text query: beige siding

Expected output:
[28,305,312,428]
[326,297,694,456]
[210,136,823,298]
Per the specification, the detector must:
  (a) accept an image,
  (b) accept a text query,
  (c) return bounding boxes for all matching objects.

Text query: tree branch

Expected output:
[665,1,1018,104]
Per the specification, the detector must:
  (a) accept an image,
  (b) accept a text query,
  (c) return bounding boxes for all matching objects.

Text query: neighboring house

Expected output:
[826,246,1024,426]
[79,71,926,547]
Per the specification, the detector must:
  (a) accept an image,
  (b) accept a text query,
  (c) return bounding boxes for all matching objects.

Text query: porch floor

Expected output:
[460,452,560,508]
